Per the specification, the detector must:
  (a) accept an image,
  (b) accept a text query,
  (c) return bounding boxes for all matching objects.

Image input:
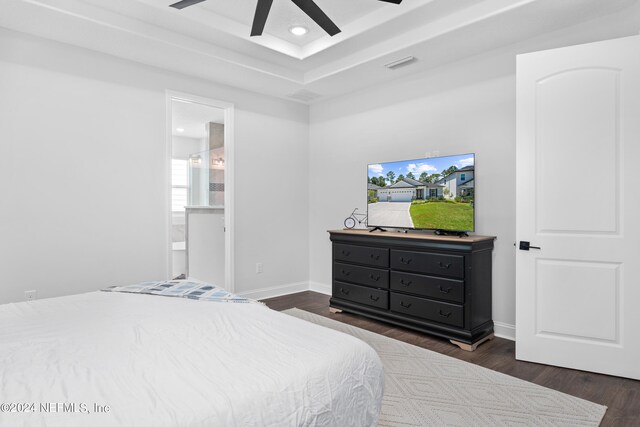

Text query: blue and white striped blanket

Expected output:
[102,280,255,303]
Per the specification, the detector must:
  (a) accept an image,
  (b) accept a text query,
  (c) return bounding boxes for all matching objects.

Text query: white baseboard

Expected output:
[494,321,516,341]
[308,281,331,295]
[237,282,309,300]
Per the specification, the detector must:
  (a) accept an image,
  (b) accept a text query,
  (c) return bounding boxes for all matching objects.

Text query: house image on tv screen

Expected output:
[369,166,474,203]
[434,165,474,199]
[367,154,475,231]
[376,178,445,202]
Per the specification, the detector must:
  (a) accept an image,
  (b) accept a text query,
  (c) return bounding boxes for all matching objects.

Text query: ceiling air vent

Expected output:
[384,56,416,70]
[287,89,322,103]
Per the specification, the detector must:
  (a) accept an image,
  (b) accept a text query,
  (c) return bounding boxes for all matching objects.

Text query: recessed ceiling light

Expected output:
[176,128,185,132]
[289,26,308,36]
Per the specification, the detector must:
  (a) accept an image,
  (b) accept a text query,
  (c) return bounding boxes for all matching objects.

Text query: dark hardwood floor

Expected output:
[263,291,640,427]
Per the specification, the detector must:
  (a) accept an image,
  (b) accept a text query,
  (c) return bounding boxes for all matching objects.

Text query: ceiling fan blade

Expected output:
[251,0,274,37]
[291,0,341,36]
[169,0,207,10]
[377,0,402,3]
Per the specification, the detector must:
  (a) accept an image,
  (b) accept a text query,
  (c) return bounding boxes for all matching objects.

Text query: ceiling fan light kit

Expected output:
[169,0,403,37]
[289,25,309,36]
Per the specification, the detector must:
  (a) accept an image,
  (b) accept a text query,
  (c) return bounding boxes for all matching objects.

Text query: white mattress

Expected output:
[0,292,383,426]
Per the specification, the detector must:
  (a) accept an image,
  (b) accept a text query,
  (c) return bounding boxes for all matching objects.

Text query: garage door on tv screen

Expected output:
[367,153,475,232]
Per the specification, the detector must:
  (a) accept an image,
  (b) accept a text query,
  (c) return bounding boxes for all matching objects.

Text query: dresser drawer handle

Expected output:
[341,250,351,256]
[340,269,351,277]
[439,310,452,318]
[400,279,412,286]
[369,295,380,302]
[370,254,380,261]
[439,286,451,294]
[400,301,412,309]
[369,274,380,282]
[438,261,452,269]
[340,288,350,296]
[400,257,413,265]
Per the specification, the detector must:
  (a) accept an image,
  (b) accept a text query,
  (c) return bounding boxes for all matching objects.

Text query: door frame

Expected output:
[165,90,235,292]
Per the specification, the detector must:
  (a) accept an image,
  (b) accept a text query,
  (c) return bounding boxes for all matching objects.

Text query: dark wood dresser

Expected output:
[329,230,496,351]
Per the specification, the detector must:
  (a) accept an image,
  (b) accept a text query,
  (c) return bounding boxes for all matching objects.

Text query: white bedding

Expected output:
[0,292,383,426]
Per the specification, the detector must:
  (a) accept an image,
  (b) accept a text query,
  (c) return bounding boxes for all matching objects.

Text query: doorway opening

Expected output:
[166,91,234,292]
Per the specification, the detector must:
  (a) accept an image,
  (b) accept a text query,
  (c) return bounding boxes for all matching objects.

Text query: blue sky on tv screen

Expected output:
[368,153,474,180]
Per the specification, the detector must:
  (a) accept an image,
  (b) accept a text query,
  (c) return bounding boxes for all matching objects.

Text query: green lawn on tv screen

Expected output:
[409,201,473,231]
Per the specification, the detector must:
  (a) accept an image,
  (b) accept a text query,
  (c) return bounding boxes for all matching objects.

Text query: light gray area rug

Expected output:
[283,308,607,427]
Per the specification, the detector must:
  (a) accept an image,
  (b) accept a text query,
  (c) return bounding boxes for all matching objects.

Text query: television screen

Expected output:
[367,153,475,231]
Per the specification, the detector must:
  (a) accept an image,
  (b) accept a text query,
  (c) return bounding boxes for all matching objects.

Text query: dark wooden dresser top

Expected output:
[328,229,496,243]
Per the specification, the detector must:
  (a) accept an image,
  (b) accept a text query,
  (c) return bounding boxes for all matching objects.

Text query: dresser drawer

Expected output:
[333,262,389,289]
[390,249,464,278]
[390,293,463,328]
[333,281,389,310]
[334,243,389,268]
[390,271,464,304]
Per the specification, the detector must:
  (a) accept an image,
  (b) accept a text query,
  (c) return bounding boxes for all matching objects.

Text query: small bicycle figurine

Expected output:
[344,208,367,229]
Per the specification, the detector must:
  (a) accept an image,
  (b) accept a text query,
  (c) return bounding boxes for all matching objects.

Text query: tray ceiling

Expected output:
[1,0,638,103]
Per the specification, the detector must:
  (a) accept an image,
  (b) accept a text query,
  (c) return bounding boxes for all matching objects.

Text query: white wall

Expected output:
[172,136,204,159]
[309,72,516,335]
[307,8,640,338]
[0,28,309,304]
[1,3,637,322]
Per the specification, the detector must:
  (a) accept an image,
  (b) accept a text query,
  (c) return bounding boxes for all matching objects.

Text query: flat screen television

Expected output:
[367,153,475,232]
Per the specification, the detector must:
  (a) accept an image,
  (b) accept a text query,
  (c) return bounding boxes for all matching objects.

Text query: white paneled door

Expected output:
[516,36,640,380]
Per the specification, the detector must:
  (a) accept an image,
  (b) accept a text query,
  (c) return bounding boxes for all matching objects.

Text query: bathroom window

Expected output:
[172,159,188,212]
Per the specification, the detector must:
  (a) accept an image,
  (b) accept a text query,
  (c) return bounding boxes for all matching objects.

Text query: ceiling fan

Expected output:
[169,0,403,37]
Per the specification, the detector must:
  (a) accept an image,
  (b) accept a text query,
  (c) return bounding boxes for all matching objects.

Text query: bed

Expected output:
[0,284,384,426]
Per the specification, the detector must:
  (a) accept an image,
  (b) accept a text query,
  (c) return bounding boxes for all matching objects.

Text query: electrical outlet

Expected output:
[256,262,263,274]
[25,290,37,301]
